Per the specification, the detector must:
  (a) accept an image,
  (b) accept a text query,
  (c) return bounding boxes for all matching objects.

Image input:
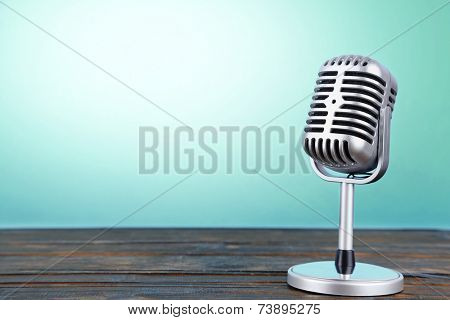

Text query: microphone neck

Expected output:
[335,182,356,275]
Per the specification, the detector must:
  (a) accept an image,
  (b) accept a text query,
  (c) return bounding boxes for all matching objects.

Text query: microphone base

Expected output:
[287,261,403,296]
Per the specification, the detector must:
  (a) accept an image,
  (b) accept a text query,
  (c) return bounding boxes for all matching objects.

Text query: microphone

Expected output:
[287,55,404,296]
[303,54,397,177]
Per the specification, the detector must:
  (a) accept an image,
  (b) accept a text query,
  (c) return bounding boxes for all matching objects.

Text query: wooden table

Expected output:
[0,229,448,299]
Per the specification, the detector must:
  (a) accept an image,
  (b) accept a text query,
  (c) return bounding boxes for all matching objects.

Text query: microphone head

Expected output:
[303,55,398,174]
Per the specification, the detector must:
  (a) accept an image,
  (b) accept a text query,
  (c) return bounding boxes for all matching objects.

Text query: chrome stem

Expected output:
[338,182,354,251]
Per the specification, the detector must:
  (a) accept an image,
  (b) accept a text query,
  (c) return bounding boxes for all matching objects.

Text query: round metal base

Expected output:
[287,261,403,296]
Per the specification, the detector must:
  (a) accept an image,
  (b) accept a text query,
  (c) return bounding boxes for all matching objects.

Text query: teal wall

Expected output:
[1,0,449,228]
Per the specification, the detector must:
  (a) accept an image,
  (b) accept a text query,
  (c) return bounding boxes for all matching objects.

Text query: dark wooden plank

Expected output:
[0,277,446,299]
[0,229,448,299]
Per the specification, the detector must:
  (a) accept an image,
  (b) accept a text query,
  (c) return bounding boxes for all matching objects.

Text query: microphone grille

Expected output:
[303,55,397,173]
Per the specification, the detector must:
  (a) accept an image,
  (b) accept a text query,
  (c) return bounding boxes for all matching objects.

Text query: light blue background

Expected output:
[1,0,449,228]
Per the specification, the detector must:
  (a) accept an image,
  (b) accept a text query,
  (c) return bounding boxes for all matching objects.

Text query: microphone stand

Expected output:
[287,174,403,296]
[335,182,355,278]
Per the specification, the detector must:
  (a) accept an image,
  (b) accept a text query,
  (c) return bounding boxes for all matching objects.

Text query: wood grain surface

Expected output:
[0,229,448,299]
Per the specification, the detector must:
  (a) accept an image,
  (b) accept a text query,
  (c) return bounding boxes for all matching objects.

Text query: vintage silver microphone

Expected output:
[287,55,403,296]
